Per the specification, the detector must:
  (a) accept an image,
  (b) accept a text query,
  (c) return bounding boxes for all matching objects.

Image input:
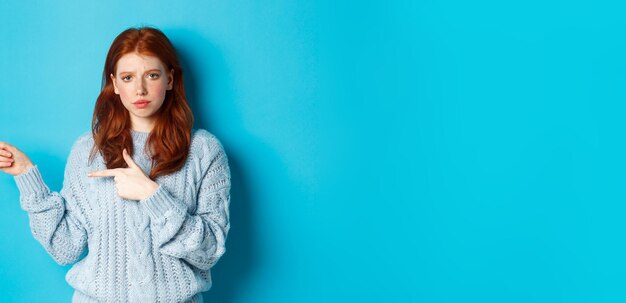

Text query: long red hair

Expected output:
[89,26,194,180]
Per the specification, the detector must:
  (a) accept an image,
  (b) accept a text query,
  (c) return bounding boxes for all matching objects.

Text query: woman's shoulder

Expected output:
[73,131,94,149]
[62,131,94,166]
[191,128,227,160]
[192,128,216,141]
[69,129,224,155]
[192,128,224,148]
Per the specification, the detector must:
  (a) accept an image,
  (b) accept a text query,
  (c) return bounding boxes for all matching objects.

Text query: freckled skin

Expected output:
[110,52,174,132]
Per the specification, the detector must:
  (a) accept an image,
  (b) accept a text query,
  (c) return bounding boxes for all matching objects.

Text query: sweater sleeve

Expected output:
[13,144,89,266]
[140,135,231,271]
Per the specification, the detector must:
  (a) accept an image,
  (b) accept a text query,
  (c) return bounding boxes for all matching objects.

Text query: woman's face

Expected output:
[110,52,173,132]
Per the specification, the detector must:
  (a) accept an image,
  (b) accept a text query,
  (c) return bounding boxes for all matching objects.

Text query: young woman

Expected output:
[0,27,231,303]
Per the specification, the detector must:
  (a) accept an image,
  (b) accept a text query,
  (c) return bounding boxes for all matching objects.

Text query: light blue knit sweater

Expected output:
[13,129,231,303]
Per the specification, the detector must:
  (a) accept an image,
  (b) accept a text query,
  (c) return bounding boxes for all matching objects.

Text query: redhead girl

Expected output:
[0,26,230,303]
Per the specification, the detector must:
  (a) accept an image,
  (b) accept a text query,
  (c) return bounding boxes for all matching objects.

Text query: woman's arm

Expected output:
[4,141,89,266]
[140,135,231,271]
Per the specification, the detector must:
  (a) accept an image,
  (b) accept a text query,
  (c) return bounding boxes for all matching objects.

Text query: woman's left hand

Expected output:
[88,148,159,201]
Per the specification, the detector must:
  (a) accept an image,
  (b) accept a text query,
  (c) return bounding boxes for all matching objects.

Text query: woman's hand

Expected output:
[0,142,35,176]
[88,148,159,201]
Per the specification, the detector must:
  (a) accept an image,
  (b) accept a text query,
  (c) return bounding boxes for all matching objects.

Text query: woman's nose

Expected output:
[136,79,147,95]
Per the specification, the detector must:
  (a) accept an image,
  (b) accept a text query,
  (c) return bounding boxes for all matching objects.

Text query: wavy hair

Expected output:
[89,26,194,180]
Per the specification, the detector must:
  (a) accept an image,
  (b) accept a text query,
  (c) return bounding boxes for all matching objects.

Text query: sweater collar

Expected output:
[131,129,150,141]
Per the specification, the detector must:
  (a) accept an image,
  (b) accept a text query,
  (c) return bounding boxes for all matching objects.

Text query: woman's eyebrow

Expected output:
[118,69,162,75]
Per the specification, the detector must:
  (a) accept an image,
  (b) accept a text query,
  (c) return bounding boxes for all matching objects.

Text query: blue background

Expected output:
[0,1,624,302]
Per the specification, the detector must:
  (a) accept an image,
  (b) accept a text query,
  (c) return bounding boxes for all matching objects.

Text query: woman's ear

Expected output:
[167,68,174,90]
[110,73,119,94]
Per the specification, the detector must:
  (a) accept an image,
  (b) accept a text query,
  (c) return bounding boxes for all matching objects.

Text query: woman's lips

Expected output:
[133,101,151,109]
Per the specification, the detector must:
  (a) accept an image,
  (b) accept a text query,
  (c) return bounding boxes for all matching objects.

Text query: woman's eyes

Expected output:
[121,73,160,81]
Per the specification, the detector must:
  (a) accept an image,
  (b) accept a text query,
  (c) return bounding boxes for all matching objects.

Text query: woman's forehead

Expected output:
[116,52,165,72]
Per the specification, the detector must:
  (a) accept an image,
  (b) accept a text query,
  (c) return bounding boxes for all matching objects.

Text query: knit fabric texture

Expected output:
[13,129,231,303]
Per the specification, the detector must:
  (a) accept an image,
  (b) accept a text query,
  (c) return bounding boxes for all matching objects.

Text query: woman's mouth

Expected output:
[133,101,151,109]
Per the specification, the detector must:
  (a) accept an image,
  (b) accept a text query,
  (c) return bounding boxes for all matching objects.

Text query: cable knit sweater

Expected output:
[13,129,231,303]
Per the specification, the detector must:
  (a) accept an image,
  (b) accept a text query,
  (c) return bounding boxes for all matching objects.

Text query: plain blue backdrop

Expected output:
[1,0,624,302]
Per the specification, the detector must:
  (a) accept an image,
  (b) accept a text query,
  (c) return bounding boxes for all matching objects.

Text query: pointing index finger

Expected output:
[88,169,121,178]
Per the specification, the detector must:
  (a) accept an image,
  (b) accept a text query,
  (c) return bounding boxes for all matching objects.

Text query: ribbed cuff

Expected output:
[141,185,186,222]
[13,165,49,197]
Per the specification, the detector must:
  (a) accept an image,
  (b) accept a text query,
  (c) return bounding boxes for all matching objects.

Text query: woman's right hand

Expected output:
[0,142,35,176]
